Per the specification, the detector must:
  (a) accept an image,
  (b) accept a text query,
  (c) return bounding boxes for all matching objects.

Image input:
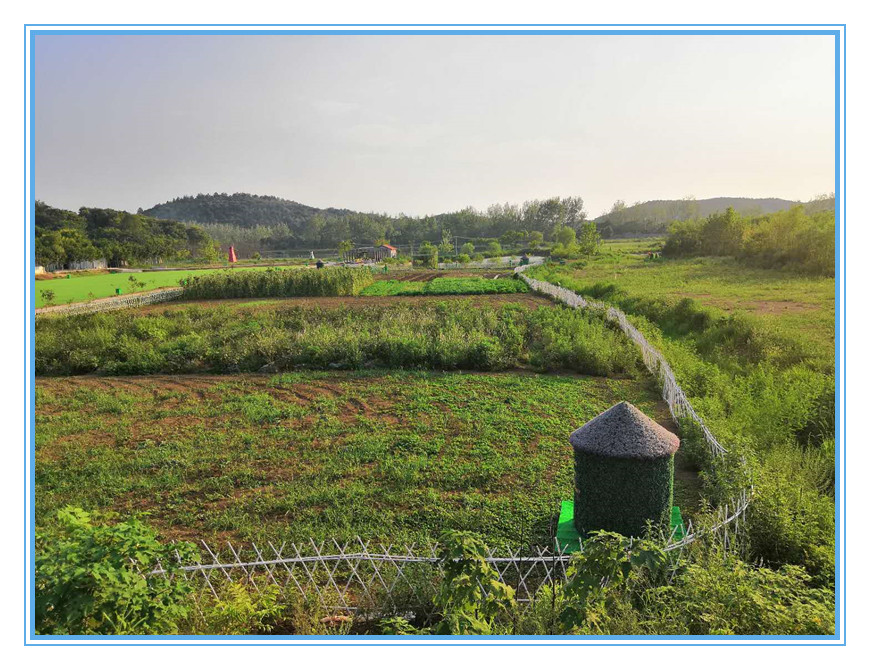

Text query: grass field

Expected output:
[35,370,694,550]
[35,266,280,308]
[535,252,834,365]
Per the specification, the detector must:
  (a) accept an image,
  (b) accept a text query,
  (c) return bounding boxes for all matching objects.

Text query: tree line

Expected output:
[143,192,590,253]
[662,200,835,275]
[35,202,220,268]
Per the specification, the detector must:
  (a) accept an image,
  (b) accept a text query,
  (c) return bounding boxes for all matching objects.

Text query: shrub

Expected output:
[645,545,834,635]
[35,507,197,635]
[182,581,284,635]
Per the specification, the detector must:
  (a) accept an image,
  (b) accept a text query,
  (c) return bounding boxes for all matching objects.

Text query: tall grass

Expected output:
[528,262,836,585]
[36,301,640,377]
[181,266,375,299]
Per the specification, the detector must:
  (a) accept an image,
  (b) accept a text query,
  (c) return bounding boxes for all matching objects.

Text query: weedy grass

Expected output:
[181,266,375,300]
[35,371,681,551]
[528,257,836,586]
[36,300,640,377]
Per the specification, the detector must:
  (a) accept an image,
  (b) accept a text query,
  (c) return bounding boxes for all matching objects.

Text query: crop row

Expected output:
[180,266,375,299]
[36,301,640,377]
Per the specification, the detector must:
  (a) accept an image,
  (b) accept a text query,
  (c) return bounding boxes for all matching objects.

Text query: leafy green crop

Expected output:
[35,507,197,635]
[361,277,528,296]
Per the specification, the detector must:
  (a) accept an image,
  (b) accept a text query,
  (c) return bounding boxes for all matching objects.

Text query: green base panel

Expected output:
[555,500,686,553]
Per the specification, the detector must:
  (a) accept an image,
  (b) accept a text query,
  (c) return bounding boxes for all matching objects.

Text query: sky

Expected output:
[34,33,835,218]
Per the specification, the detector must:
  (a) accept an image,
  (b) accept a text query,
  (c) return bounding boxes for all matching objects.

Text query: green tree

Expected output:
[526,231,543,250]
[485,240,502,256]
[439,229,455,256]
[460,241,475,256]
[577,221,602,256]
[337,240,354,258]
[554,225,577,248]
[417,241,439,268]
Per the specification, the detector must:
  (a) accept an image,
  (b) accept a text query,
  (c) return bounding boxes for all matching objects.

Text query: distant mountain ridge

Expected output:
[142,192,833,252]
[145,193,814,231]
[591,196,834,237]
[593,197,799,225]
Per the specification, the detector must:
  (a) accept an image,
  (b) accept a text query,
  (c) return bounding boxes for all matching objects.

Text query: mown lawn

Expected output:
[35,266,280,307]
[35,370,691,550]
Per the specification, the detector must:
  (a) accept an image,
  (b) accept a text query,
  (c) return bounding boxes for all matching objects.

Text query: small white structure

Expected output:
[43,258,108,273]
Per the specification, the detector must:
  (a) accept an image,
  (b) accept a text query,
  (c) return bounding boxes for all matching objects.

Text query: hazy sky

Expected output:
[35,33,835,218]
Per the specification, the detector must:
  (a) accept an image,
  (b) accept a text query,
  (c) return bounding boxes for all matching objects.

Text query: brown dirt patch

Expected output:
[672,292,817,315]
[131,292,553,314]
[744,300,817,315]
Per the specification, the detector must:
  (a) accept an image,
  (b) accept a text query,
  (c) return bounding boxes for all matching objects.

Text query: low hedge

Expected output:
[573,452,674,538]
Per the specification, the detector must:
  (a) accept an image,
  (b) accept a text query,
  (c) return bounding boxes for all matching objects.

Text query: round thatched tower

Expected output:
[569,401,679,538]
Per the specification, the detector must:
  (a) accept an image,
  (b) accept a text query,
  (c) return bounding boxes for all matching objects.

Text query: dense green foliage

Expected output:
[144,192,588,252]
[36,301,639,377]
[594,196,815,238]
[35,507,196,635]
[528,261,835,588]
[573,453,674,538]
[430,531,517,635]
[180,266,374,299]
[663,205,835,275]
[360,277,528,296]
[36,202,218,268]
[385,531,832,636]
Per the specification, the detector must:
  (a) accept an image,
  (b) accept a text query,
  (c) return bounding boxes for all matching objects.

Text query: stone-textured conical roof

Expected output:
[570,401,679,459]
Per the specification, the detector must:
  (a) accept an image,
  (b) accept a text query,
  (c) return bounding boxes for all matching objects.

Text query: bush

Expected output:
[645,545,834,635]
[662,205,834,276]
[36,507,197,635]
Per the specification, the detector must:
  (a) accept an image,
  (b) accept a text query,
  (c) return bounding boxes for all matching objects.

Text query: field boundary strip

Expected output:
[35,286,184,318]
[514,266,732,460]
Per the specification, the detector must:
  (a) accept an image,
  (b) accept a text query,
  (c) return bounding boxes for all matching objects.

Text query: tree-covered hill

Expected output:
[142,193,353,229]
[36,202,219,268]
[593,196,805,237]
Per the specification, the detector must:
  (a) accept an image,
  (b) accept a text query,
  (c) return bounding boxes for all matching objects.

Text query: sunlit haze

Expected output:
[35,34,835,217]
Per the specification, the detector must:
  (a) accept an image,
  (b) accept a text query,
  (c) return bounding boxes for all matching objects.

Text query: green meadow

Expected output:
[36,266,282,307]
[35,370,678,550]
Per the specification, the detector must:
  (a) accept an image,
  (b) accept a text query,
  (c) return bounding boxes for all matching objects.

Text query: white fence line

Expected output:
[35,287,184,318]
[515,268,730,458]
[152,488,748,615]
